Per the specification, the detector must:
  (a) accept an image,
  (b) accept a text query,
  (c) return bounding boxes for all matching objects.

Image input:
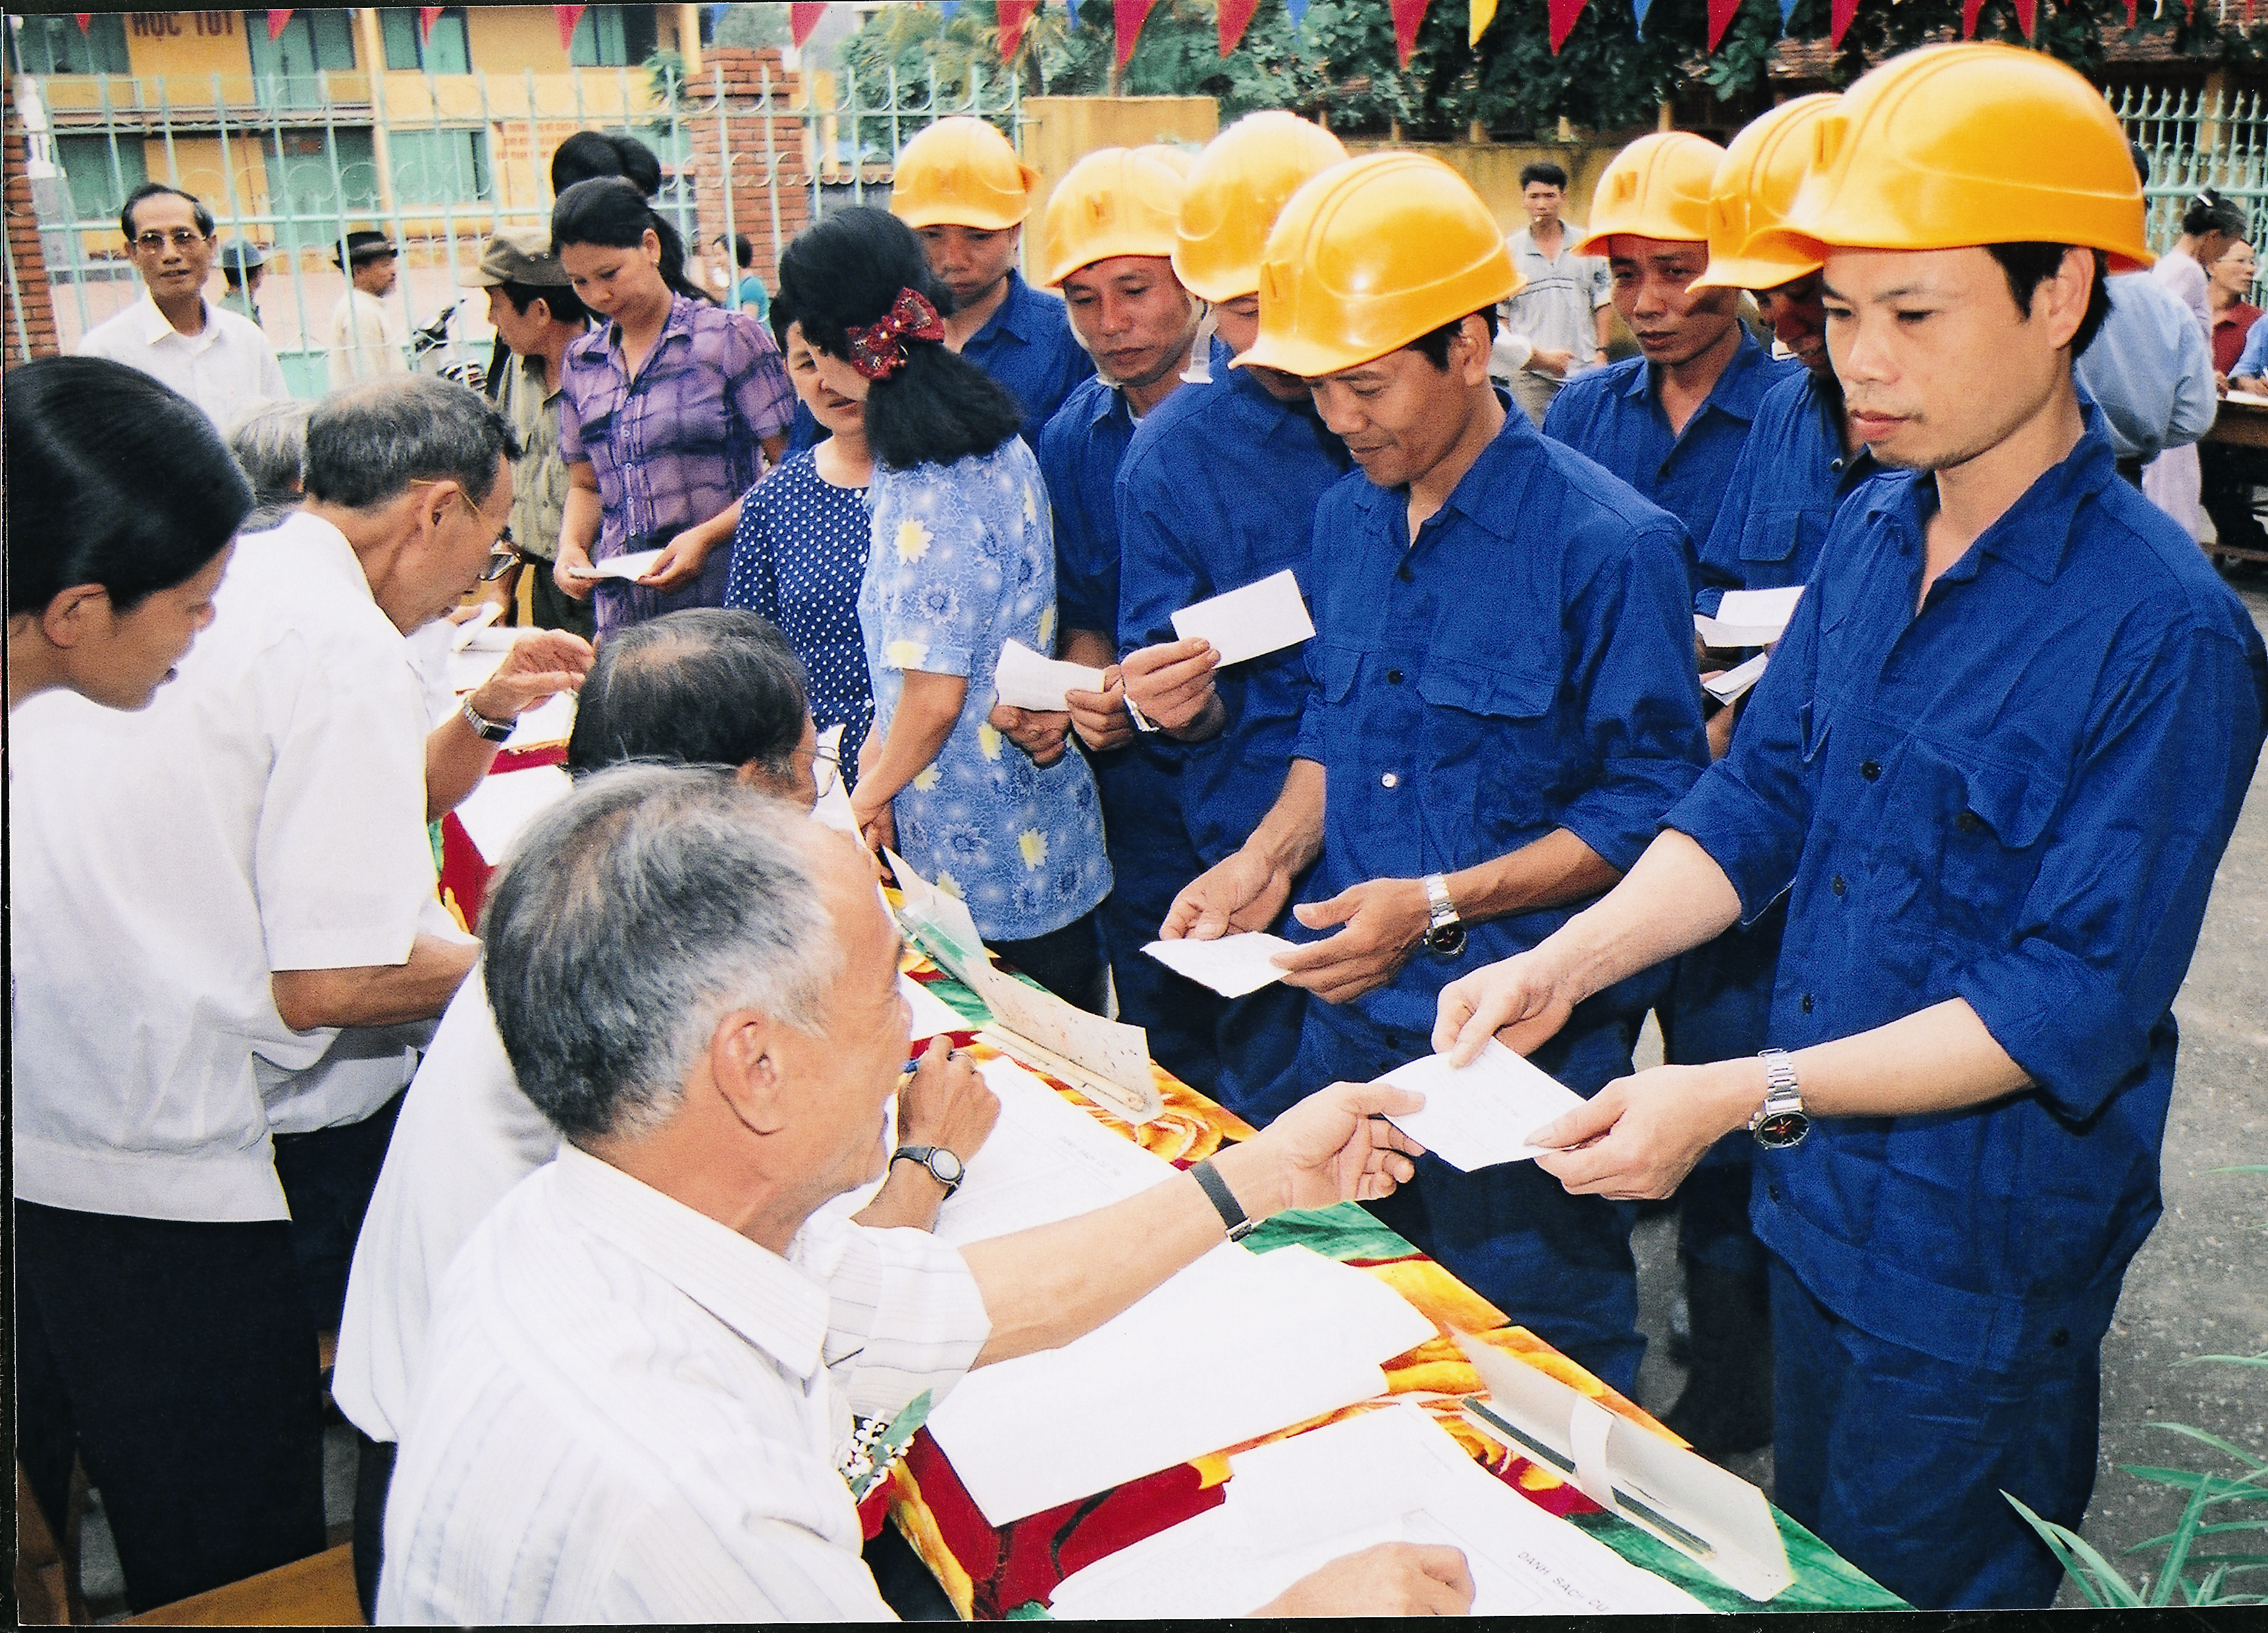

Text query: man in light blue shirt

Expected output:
[2073,271,2215,475]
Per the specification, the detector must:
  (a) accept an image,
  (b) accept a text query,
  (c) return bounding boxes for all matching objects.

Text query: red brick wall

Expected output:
[3,76,63,365]
[687,47,814,298]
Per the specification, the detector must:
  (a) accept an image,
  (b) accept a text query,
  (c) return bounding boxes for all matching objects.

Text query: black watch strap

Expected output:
[1190,1157,1257,1242]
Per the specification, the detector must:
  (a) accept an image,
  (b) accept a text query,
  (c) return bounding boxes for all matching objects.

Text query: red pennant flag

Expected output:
[1217,0,1263,55]
[72,13,91,30]
[2013,0,2037,34]
[1388,0,1432,66]
[268,10,294,42]
[419,6,444,39]
[791,3,828,47]
[999,0,1040,57]
[1115,0,1161,68]
[1960,0,1983,36]
[554,6,586,50]
[1706,0,1742,52]
[1547,0,1588,52]
[1831,0,1860,45]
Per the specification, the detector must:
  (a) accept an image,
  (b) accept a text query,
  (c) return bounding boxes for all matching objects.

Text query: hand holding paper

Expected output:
[1142,931,1299,997]
[1376,1042,1587,1171]
[566,547,666,584]
[1695,586,1803,648]
[993,638,1105,713]
[1171,569,1315,667]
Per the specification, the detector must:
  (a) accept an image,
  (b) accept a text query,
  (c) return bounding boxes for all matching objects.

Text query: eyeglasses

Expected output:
[132,228,207,253]
[797,740,842,800]
[409,479,519,580]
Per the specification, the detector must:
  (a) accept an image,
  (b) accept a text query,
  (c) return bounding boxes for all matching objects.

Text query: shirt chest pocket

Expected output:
[1415,658,1558,835]
[1739,502,1826,566]
[1897,740,2059,933]
[637,377,730,456]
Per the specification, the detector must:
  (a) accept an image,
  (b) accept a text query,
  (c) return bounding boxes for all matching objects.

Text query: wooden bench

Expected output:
[122,1544,362,1628]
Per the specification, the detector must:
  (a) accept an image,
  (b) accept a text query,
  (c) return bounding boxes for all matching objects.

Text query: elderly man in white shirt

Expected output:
[10,376,590,1615]
[75,183,289,431]
[329,229,411,390]
[379,767,1476,1622]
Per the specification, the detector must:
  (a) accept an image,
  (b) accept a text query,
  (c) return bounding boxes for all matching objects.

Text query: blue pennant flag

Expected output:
[1778,0,1801,24]
[1286,0,1310,28]
[1633,0,1654,38]
[940,1,961,16]
[1064,0,1083,27]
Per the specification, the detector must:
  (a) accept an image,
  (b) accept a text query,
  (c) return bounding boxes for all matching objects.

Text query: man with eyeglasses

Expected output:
[76,182,288,431]
[10,376,591,1614]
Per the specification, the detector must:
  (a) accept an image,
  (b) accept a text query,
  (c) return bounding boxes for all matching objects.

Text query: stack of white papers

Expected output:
[993,639,1105,712]
[926,1243,1435,1526]
[930,1054,1178,1245]
[1695,586,1803,648]
[566,547,666,583]
[1143,931,1298,997]
[1046,1403,1706,1617]
[454,764,572,865]
[1377,1043,1587,1172]
[1171,569,1316,667]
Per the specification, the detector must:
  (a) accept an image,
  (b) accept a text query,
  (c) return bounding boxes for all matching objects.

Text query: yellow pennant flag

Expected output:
[1470,0,1498,44]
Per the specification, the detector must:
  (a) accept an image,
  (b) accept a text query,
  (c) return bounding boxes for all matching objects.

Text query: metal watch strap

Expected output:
[1189,1157,1257,1241]
[1749,1047,1810,1149]
[1124,694,1161,734]
[461,694,515,743]
[1422,872,1466,956]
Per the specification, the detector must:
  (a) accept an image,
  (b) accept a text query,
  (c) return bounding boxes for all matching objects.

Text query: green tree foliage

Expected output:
[714,3,794,52]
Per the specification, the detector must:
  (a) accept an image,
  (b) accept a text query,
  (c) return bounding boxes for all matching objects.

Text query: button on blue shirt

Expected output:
[1543,328,1798,564]
[1294,406,1710,1055]
[1670,410,2268,1374]
[1695,368,1876,616]
[963,269,1094,449]
[1116,358,1350,864]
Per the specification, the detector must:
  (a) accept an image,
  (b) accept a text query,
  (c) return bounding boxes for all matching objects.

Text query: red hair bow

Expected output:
[847,287,946,380]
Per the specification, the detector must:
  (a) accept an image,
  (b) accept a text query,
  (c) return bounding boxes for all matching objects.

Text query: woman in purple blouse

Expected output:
[548,179,795,638]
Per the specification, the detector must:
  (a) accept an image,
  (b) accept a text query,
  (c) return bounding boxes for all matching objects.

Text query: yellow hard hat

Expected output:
[1173,111,1350,303]
[1038,147,1189,288]
[889,115,1042,232]
[1136,143,1200,179]
[1570,132,1724,257]
[1745,43,2152,279]
[1238,152,1523,380]
[1690,94,1839,292]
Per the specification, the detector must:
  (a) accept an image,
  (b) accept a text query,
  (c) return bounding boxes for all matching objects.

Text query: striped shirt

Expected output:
[377,1144,990,1622]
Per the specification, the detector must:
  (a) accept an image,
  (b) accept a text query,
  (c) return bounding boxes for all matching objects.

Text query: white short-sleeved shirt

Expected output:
[76,292,290,431]
[378,1146,991,1624]
[329,288,409,390]
[9,511,438,1222]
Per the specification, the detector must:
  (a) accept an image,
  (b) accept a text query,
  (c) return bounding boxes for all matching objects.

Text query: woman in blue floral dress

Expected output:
[778,209,1111,1010]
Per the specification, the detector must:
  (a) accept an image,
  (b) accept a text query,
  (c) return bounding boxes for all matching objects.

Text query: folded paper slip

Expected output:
[1695,585,1803,648]
[993,638,1105,712]
[567,548,666,583]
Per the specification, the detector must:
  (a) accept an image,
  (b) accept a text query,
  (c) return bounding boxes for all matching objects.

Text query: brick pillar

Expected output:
[688,47,814,296]
[3,76,63,365]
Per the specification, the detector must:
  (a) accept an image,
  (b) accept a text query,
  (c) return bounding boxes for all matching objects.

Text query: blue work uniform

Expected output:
[1294,403,1710,1391]
[1038,375,1219,1088]
[1669,410,2267,1609]
[1115,354,1352,1121]
[1543,327,1798,569]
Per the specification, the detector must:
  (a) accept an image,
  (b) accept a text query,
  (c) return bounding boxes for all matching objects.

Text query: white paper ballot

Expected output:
[1377,1042,1588,1172]
[567,547,666,583]
[901,974,968,1042]
[500,691,576,750]
[1171,569,1315,667]
[1046,1404,1708,1618]
[1703,650,1770,704]
[930,1054,1177,1245]
[993,638,1105,712]
[1695,585,1804,648]
[927,1243,1435,1527]
[1142,932,1298,998]
[450,602,505,651]
[454,764,571,865]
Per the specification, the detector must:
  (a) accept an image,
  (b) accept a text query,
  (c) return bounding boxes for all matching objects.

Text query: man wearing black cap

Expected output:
[329,228,407,390]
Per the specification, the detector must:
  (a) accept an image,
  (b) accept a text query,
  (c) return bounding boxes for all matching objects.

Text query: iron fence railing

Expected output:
[2110,82,2268,275]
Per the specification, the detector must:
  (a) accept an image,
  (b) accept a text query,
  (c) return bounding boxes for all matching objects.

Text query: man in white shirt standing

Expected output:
[381,766,1475,1622]
[11,376,586,1615]
[76,183,288,431]
[1493,161,1616,428]
[329,228,409,390]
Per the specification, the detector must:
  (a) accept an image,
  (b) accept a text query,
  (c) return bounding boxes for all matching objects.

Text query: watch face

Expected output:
[1424,923,1467,957]
[1754,1110,1810,1149]
[930,1149,964,1184]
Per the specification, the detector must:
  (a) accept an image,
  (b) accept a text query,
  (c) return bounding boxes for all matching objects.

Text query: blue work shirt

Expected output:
[1543,328,1798,567]
[1117,355,1350,864]
[963,269,1094,449]
[1670,410,2268,1374]
[1039,374,1131,638]
[1694,368,1876,617]
[1294,405,1710,1073]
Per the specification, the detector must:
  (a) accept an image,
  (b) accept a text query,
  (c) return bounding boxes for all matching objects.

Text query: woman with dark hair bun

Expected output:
[6,356,251,712]
[779,207,1111,1009]
[548,178,795,637]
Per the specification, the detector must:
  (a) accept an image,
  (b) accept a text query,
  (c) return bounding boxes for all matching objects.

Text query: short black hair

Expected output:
[1410,306,1501,371]
[727,232,755,269]
[552,176,710,307]
[566,609,809,778]
[1984,243,2113,359]
[550,130,663,198]
[498,279,593,329]
[119,182,214,243]
[778,208,1022,471]
[1519,162,1569,192]
[5,357,249,618]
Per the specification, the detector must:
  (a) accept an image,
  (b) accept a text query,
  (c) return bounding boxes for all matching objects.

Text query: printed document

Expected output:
[1378,1043,1587,1171]
[1171,569,1315,667]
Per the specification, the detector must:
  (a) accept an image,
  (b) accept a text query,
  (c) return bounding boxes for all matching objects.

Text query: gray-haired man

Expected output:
[379,765,1477,1622]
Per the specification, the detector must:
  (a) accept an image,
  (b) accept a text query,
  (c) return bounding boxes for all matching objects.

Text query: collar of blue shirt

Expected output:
[1346,387,1539,541]
[1618,324,1780,420]
[972,268,1044,350]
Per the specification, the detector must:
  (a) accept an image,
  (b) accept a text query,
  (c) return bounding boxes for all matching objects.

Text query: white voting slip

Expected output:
[450,603,505,650]
[1695,586,1804,649]
[927,1243,1435,1527]
[901,974,967,1043]
[1046,1403,1706,1617]
[1704,650,1770,705]
[1171,569,1315,668]
[993,639,1105,712]
[1142,931,1298,998]
[929,1054,1176,1245]
[566,547,666,583]
[453,764,572,866]
[1377,1042,1587,1172]
[500,692,576,750]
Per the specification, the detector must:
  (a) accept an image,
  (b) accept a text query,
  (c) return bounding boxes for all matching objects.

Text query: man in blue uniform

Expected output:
[1163,155,1710,1391]
[1435,45,2268,1610]
[1112,113,1352,1120]
[1543,132,1798,563]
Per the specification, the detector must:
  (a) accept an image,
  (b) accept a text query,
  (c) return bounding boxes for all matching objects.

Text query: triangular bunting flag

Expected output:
[1470,0,1498,46]
[1779,0,1800,26]
[1220,0,1263,54]
[1548,0,1589,52]
[2014,0,2038,33]
[72,13,92,30]
[791,3,828,48]
[1631,0,1652,38]
[1388,0,1432,66]
[420,7,444,40]
[269,10,295,43]
[1115,0,1160,68]
[941,2,961,17]
[999,0,1039,57]
[1285,0,1309,27]
[554,6,587,51]
[1707,0,1743,52]
[1961,0,1984,36]
[1832,0,1860,44]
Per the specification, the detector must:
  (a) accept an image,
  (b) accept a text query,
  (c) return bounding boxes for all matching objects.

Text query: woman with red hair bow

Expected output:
[779,208,1111,1010]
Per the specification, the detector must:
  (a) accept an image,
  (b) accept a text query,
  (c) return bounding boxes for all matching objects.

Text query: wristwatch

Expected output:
[892,1144,966,1197]
[460,694,515,743]
[1749,1048,1810,1150]
[1190,1157,1258,1242]
[1421,873,1466,956]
